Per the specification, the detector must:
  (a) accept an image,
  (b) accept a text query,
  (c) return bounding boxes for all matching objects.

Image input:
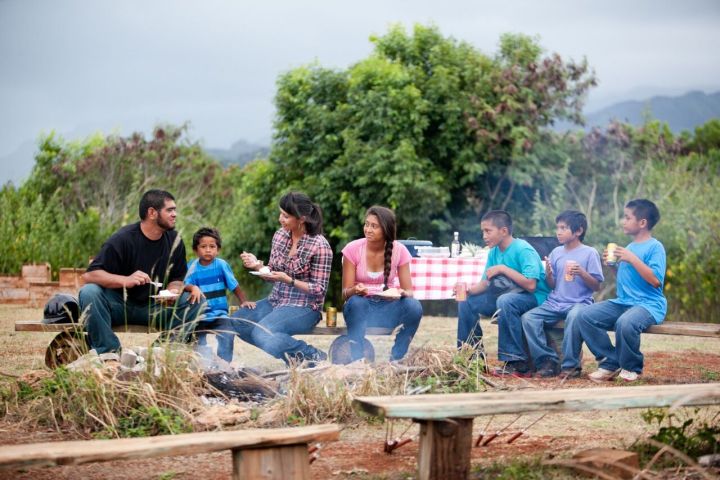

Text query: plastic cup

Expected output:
[455,282,467,302]
[564,260,578,281]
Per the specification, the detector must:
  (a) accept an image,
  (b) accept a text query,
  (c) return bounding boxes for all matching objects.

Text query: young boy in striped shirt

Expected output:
[185,227,254,362]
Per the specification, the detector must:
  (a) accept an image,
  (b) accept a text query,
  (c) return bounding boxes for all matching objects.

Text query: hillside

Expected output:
[582,90,720,132]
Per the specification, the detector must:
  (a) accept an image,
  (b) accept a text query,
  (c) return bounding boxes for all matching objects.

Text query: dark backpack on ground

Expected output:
[42,293,80,324]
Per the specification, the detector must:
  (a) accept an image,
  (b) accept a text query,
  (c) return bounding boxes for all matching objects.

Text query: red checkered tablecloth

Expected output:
[410,256,487,300]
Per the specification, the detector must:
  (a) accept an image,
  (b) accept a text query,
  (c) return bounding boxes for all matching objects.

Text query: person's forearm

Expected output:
[629,259,661,288]
[546,274,556,289]
[82,270,127,289]
[468,279,489,295]
[502,268,537,292]
[233,286,247,303]
[579,271,601,291]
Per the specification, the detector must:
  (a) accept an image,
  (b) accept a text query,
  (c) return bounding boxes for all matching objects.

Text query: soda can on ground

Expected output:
[326,307,337,327]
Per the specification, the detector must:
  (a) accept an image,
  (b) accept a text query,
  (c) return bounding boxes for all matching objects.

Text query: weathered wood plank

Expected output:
[233,444,309,480]
[552,320,720,338]
[15,321,394,336]
[355,383,720,420]
[14,321,156,334]
[0,424,340,470]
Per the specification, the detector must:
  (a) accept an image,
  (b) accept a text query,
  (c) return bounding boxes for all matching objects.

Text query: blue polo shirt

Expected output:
[610,238,667,323]
[483,238,550,305]
[185,257,239,321]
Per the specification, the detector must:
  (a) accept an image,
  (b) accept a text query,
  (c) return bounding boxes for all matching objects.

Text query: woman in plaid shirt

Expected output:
[227,192,332,365]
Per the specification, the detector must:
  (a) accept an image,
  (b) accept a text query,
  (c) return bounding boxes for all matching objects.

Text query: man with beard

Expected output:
[79,189,203,354]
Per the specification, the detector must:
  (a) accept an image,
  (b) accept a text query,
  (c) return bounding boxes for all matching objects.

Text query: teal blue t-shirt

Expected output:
[609,237,667,324]
[482,238,550,305]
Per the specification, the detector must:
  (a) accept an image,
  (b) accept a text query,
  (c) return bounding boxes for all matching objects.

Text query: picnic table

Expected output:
[409,256,487,300]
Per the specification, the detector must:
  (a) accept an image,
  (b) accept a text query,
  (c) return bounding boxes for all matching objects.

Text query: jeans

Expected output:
[79,283,203,354]
[576,300,656,373]
[343,295,423,361]
[194,316,236,362]
[227,298,323,364]
[521,303,585,369]
[458,290,537,362]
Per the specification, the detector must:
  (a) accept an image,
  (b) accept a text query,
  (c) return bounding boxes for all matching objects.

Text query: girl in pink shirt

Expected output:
[341,206,423,362]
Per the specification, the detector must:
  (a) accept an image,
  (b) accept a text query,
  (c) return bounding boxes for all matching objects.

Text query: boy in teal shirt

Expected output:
[577,199,666,382]
[457,210,550,376]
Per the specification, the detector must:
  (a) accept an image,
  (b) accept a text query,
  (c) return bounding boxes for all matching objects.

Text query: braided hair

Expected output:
[366,206,397,290]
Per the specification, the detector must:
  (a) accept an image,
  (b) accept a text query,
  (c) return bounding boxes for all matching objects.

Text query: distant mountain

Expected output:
[205,139,269,167]
[579,90,720,133]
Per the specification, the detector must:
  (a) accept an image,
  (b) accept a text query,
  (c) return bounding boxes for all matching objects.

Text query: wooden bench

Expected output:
[0,424,340,479]
[14,320,396,368]
[14,317,720,368]
[354,383,720,480]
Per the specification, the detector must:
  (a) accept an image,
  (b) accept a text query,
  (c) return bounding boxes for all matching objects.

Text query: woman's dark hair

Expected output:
[366,206,397,290]
[192,227,222,250]
[279,192,324,236]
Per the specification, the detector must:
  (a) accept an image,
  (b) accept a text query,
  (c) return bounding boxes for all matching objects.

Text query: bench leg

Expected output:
[417,418,473,480]
[232,443,309,480]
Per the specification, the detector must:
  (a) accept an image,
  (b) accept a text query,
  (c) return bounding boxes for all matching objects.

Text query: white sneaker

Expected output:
[588,367,621,382]
[619,369,639,382]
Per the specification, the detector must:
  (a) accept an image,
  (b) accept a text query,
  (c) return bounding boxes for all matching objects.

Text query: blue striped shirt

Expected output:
[185,257,239,320]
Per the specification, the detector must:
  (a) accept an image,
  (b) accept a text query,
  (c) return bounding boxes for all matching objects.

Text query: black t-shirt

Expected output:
[87,222,188,304]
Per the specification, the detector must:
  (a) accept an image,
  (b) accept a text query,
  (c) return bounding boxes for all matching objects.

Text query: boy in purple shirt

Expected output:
[521,211,603,377]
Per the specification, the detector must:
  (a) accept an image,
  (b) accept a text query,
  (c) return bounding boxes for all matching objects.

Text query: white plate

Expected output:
[150,293,179,300]
[250,270,273,276]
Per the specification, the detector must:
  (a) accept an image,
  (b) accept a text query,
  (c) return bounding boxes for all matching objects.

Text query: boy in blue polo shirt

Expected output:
[576,199,666,382]
[185,227,254,362]
[457,210,550,377]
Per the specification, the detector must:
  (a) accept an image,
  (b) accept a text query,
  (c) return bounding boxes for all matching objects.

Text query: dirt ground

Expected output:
[1,304,719,479]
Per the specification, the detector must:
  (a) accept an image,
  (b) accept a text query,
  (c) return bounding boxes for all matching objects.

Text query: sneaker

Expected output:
[492,361,532,378]
[559,368,582,380]
[588,367,621,382]
[535,360,560,378]
[619,369,640,382]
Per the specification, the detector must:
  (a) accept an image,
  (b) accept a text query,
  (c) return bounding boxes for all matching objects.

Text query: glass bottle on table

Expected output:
[451,231,461,258]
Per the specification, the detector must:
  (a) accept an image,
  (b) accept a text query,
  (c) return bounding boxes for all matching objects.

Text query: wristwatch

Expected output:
[290,278,295,287]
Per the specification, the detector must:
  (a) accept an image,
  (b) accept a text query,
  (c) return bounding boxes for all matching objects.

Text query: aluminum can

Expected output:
[606,243,618,266]
[326,307,337,327]
[455,282,467,302]
[228,305,239,315]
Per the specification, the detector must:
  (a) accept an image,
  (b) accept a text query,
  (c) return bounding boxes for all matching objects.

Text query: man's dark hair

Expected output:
[555,210,588,241]
[626,199,661,230]
[139,190,175,220]
[192,227,222,250]
[481,210,513,235]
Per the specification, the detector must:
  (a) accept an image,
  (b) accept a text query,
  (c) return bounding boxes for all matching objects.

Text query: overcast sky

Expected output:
[1,0,719,184]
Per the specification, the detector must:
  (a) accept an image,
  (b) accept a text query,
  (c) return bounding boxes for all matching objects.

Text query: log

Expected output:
[417,418,473,480]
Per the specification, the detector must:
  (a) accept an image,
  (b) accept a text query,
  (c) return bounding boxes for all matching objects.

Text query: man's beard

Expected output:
[157,217,175,231]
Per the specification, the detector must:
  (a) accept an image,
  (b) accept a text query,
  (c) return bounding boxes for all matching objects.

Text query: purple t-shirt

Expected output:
[544,244,604,312]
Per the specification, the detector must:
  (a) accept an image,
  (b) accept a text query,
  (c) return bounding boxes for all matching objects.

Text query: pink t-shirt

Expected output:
[342,238,413,294]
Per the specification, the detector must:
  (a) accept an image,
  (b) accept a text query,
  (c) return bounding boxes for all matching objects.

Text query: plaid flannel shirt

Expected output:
[267,229,333,311]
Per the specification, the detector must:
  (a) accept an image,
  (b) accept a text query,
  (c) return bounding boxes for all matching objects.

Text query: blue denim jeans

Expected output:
[343,295,423,361]
[521,303,585,369]
[458,290,538,362]
[78,283,203,354]
[226,298,323,364]
[194,317,237,362]
[576,300,656,373]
